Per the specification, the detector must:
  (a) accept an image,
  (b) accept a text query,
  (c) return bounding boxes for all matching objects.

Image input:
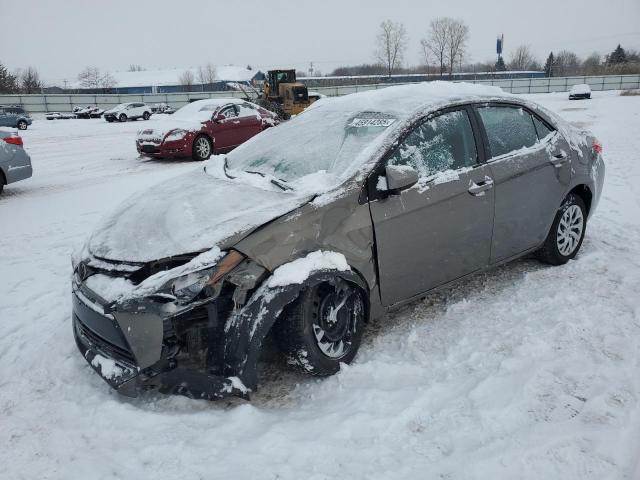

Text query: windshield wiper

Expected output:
[223,157,235,179]
[244,170,293,191]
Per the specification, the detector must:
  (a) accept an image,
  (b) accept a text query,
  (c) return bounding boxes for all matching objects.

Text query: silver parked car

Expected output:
[71,83,605,400]
[0,128,33,194]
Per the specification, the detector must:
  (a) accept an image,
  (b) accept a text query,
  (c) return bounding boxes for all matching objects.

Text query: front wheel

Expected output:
[537,193,587,265]
[17,120,27,130]
[142,111,150,120]
[274,279,366,376]
[192,135,212,161]
[118,114,127,122]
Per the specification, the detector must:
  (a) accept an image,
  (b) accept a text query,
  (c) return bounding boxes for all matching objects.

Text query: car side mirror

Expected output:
[213,114,226,123]
[384,165,419,193]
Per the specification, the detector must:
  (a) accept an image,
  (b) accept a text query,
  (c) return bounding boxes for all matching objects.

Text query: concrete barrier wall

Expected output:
[1,75,639,113]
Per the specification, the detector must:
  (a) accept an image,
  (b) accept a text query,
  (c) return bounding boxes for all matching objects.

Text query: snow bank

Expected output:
[268,251,350,287]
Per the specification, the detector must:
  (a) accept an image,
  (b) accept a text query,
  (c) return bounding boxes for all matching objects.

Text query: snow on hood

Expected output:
[87,167,313,262]
[137,118,205,139]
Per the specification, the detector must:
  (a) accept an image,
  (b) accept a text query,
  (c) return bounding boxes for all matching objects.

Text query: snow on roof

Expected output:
[71,65,258,88]
[309,81,511,117]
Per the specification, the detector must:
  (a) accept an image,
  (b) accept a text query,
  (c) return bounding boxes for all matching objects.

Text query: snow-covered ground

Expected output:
[1,91,639,479]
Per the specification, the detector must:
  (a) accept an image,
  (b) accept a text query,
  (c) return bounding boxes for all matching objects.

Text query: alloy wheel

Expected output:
[556,204,584,256]
[195,137,211,159]
[311,284,363,359]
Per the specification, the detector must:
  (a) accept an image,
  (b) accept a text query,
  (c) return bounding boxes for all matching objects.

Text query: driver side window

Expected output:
[218,105,238,119]
[387,109,478,178]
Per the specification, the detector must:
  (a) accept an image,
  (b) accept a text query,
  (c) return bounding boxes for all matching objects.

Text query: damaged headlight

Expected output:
[159,250,256,304]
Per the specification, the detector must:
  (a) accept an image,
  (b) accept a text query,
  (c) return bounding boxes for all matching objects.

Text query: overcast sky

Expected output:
[2,0,639,84]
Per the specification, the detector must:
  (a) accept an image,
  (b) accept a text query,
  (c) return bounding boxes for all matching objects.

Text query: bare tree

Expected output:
[20,67,43,93]
[374,20,408,77]
[508,45,538,71]
[555,50,580,76]
[445,19,469,75]
[421,18,468,77]
[582,52,602,75]
[100,71,117,91]
[128,64,145,72]
[420,18,448,76]
[77,67,102,89]
[197,63,217,86]
[179,69,195,92]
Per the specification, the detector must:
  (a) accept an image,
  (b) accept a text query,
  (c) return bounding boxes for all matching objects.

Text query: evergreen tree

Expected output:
[608,44,627,64]
[544,52,555,77]
[495,56,506,72]
[0,61,18,94]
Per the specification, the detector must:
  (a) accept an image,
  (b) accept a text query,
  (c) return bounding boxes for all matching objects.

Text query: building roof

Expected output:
[71,65,258,89]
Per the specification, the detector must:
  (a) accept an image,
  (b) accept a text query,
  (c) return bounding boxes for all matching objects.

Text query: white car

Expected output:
[569,84,591,100]
[104,102,152,122]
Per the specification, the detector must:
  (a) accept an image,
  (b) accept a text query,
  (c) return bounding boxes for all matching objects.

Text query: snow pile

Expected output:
[268,250,350,287]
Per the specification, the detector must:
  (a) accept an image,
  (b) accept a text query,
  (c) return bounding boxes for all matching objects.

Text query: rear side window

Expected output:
[478,106,538,158]
[387,109,477,178]
[532,114,554,140]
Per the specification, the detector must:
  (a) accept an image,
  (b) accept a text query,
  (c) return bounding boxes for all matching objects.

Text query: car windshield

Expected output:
[226,108,397,183]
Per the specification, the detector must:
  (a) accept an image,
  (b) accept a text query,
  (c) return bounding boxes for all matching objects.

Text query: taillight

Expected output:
[3,136,23,146]
[592,140,603,155]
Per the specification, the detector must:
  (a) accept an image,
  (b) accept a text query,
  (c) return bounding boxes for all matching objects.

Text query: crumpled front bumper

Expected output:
[72,289,249,400]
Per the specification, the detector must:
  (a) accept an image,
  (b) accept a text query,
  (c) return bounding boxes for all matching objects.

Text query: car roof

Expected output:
[308,81,514,120]
[186,98,245,109]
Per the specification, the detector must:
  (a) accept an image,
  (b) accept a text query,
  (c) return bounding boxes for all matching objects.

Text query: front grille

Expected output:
[75,315,136,366]
[141,145,159,153]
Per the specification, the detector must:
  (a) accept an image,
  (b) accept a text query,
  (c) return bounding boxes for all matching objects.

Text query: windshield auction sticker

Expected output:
[349,117,396,128]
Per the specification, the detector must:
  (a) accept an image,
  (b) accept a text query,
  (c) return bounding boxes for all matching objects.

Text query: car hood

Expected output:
[87,168,312,263]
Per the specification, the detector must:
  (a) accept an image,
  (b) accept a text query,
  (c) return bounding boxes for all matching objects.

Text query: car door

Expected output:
[0,108,8,127]
[210,104,242,151]
[235,103,263,142]
[369,107,495,306]
[474,104,572,263]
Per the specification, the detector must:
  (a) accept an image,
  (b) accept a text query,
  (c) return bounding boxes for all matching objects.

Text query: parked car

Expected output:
[569,84,592,100]
[0,105,33,130]
[136,98,279,161]
[104,103,152,122]
[75,106,104,119]
[151,103,175,115]
[0,128,32,194]
[46,112,76,120]
[72,82,604,400]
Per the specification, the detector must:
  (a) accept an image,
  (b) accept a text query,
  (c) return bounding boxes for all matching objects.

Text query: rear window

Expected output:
[478,106,538,158]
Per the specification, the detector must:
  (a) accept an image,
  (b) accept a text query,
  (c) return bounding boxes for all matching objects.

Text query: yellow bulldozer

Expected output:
[260,69,319,119]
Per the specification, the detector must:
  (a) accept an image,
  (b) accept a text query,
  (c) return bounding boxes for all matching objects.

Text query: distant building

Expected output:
[69,66,265,94]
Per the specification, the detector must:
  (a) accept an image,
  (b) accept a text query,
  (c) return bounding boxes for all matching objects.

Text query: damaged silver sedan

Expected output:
[71,82,605,399]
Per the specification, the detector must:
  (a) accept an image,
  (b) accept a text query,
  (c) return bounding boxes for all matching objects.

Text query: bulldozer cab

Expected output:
[262,69,317,119]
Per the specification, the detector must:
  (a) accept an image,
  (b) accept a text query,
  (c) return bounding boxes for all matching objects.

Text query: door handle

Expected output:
[550,152,568,167]
[468,177,494,196]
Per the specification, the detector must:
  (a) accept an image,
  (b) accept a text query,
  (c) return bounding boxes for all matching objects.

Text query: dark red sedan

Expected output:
[136,99,279,161]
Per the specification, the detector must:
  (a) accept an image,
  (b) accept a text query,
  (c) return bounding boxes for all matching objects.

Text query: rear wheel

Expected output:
[0,171,5,195]
[192,135,212,161]
[537,193,587,265]
[142,111,151,120]
[274,279,366,376]
[118,114,127,122]
[17,120,27,130]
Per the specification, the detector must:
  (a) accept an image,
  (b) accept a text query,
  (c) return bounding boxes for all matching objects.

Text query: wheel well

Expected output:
[569,184,593,215]
[194,133,214,147]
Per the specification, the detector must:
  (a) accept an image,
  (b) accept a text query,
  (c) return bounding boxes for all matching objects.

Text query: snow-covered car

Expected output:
[72,82,605,400]
[0,105,33,130]
[104,102,152,122]
[569,84,592,100]
[151,103,175,115]
[0,128,32,195]
[75,106,104,119]
[136,99,279,161]
[46,112,76,120]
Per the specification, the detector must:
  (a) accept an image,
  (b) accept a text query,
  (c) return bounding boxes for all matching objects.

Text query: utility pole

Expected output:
[308,62,314,77]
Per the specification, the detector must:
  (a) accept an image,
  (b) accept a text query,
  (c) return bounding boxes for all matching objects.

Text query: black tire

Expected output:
[118,114,127,123]
[273,279,366,376]
[142,111,151,120]
[537,193,587,266]
[17,120,27,130]
[192,135,212,161]
[0,171,5,195]
[106,118,113,123]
